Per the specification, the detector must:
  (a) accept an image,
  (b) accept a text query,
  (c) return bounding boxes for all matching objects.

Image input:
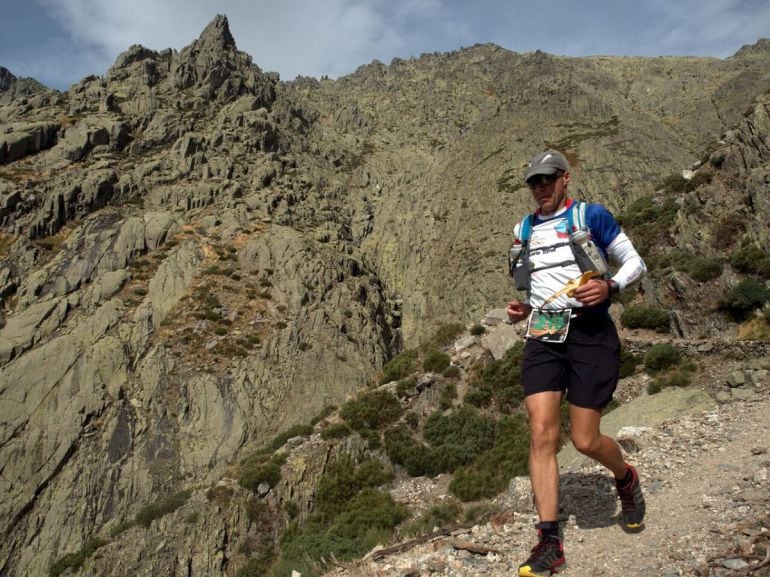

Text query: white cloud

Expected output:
[15,0,770,89]
[36,0,452,80]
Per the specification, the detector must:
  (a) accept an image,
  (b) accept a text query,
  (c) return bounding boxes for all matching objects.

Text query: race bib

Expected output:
[526,309,572,343]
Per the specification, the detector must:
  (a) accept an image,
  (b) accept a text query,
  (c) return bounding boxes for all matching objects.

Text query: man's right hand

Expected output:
[506,300,532,324]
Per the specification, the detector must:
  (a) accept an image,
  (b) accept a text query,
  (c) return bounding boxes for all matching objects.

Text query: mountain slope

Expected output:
[1,15,769,577]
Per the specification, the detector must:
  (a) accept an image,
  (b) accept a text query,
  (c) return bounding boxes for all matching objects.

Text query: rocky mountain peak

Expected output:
[734,37,770,57]
[0,67,15,92]
[195,14,236,54]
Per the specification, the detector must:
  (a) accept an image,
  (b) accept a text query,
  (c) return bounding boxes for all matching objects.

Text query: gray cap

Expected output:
[524,150,571,182]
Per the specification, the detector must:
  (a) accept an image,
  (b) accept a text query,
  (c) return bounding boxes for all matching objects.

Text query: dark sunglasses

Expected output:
[526,172,563,189]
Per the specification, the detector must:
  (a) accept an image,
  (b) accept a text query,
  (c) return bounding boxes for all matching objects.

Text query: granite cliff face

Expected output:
[1,15,769,577]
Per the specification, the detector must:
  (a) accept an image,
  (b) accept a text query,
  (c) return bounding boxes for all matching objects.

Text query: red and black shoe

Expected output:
[616,463,646,531]
[518,530,565,577]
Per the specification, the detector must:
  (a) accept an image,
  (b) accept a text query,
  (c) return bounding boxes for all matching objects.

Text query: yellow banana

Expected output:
[541,271,600,307]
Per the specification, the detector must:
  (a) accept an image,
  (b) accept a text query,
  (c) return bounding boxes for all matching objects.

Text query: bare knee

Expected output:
[530,421,560,456]
[571,431,601,456]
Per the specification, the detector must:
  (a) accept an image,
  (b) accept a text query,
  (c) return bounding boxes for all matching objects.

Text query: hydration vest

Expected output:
[508,200,608,294]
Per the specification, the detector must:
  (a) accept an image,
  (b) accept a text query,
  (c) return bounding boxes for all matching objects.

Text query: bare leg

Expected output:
[525,391,563,521]
[569,404,627,478]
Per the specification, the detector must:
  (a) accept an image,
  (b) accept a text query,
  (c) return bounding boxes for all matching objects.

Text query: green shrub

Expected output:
[470,323,486,336]
[424,407,495,461]
[239,462,282,493]
[482,341,525,389]
[618,348,640,379]
[206,485,234,507]
[235,552,277,577]
[316,457,394,518]
[310,405,337,426]
[449,416,529,501]
[429,322,465,347]
[340,390,403,431]
[618,195,679,229]
[274,457,405,574]
[134,490,192,528]
[401,500,463,537]
[686,256,724,281]
[661,173,688,192]
[380,349,419,384]
[50,537,109,577]
[423,349,450,373]
[108,520,136,538]
[730,244,770,278]
[439,382,458,410]
[644,343,681,375]
[713,214,744,248]
[687,170,713,190]
[384,426,431,476]
[396,377,416,398]
[721,278,770,320]
[464,386,493,408]
[320,422,352,440]
[442,365,461,379]
[279,489,406,569]
[267,424,314,452]
[620,306,670,332]
[647,366,695,394]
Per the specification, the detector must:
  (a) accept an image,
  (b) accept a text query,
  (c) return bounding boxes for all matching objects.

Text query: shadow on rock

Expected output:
[559,472,619,529]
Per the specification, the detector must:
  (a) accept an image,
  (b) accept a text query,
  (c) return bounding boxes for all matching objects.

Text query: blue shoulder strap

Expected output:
[518,213,534,243]
[567,200,586,232]
[518,201,587,241]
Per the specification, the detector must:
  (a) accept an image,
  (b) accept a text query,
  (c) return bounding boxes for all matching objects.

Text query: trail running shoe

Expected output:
[518,533,565,577]
[616,463,646,530]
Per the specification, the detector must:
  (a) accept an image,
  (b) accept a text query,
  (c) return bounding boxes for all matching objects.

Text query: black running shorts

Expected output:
[521,314,620,408]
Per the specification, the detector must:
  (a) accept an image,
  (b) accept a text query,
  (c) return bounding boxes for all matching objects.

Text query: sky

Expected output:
[1,0,769,91]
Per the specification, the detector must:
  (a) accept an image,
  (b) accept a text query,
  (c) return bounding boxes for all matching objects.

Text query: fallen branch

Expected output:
[449,539,502,556]
[369,521,476,561]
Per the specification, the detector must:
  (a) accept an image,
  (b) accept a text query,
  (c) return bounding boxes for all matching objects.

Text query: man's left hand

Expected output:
[573,279,610,307]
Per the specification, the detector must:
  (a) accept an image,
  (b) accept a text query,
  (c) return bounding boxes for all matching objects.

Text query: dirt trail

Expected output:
[327,386,770,577]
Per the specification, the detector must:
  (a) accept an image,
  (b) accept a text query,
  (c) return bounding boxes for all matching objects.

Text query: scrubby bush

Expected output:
[482,341,525,389]
[423,349,451,373]
[380,349,419,384]
[134,490,192,528]
[442,365,461,379]
[273,457,404,575]
[320,422,352,440]
[239,462,282,493]
[395,377,416,399]
[643,343,681,375]
[316,457,393,517]
[423,407,496,462]
[429,322,466,347]
[439,382,458,410]
[449,416,529,501]
[340,390,403,431]
[50,538,109,577]
[470,323,486,336]
[464,385,493,408]
[721,278,770,320]
[618,348,640,379]
[310,404,337,426]
[730,244,770,278]
[647,361,697,394]
[401,500,463,537]
[267,424,314,452]
[620,306,670,332]
[686,256,724,281]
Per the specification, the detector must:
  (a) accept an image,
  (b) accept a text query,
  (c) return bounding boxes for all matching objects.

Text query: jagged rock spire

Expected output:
[197,14,236,52]
[0,67,16,91]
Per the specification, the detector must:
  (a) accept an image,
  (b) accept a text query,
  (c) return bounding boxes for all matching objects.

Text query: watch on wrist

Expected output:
[607,279,620,296]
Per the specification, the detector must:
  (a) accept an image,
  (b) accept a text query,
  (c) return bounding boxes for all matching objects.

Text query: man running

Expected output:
[507,150,647,577]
